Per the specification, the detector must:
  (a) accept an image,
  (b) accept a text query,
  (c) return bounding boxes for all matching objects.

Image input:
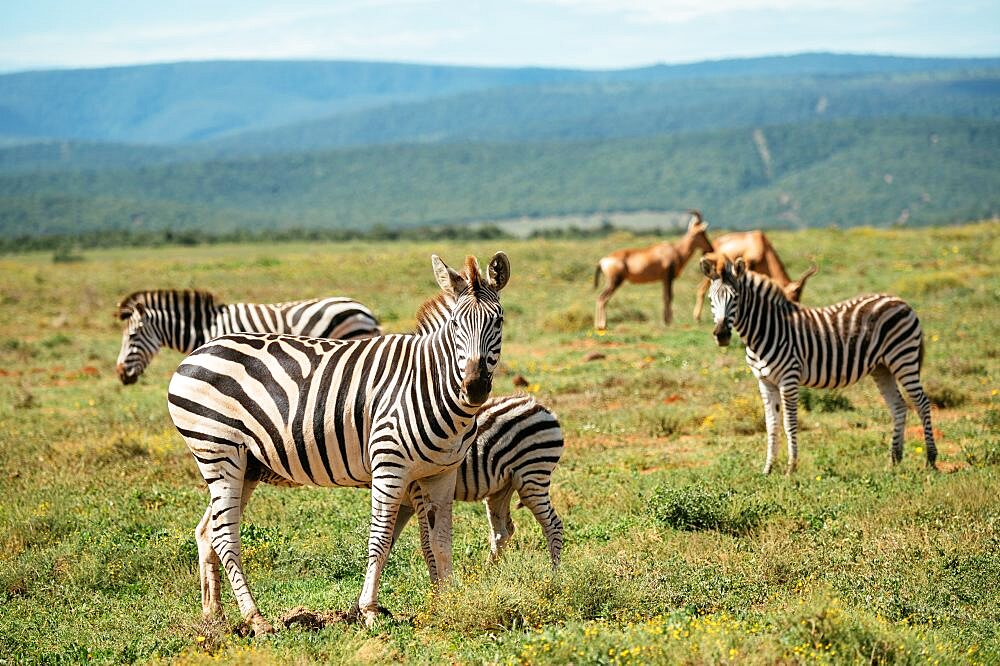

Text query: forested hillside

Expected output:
[2,118,995,242]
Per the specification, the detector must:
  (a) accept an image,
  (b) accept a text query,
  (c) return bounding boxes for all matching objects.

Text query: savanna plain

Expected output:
[1,222,998,664]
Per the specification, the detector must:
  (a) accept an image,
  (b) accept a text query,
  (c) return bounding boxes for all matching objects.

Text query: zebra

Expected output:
[700,256,937,475]
[115,289,380,384]
[395,393,565,573]
[394,289,564,570]
[167,253,509,634]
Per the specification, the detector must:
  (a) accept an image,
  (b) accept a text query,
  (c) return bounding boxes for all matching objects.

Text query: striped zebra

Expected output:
[167,253,509,633]
[394,290,564,570]
[700,256,937,475]
[115,290,380,384]
[395,393,565,573]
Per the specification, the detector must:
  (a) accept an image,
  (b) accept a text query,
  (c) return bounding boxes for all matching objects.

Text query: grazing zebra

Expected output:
[395,393,565,572]
[700,256,937,475]
[167,253,509,633]
[396,290,564,569]
[115,290,380,384]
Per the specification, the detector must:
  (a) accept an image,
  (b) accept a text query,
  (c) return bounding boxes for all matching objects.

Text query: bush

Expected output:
[800,389,853,413]
[924,381,969,408]
[649,485,767,535]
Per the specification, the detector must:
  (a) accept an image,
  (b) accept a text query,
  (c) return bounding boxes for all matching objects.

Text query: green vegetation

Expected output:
[2,118,997,243]
[1,222,998,663]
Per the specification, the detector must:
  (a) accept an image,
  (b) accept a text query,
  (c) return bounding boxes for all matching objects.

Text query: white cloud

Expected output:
[529,0,912,24]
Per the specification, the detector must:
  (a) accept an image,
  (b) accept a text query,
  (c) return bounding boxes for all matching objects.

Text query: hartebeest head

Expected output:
[685,210,713,255]
[783,263,818,303]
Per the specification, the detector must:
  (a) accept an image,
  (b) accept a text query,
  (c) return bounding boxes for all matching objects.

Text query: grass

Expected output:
[0,222,998,664]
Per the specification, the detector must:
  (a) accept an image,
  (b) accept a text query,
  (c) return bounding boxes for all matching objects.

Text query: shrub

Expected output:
[649,485,767,535]
[799,388,853,412]
[923,380,969,408]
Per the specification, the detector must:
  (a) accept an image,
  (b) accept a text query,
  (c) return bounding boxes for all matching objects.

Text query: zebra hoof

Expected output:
[244,613,275,637]
[348,602,392,628]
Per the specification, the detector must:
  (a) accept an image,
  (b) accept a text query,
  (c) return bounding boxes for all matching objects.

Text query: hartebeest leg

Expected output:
[594,274,623,330]
[693,277,711,321]
[662,276,674,325]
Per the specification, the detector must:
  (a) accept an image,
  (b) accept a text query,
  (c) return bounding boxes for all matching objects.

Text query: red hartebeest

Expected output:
[693,230,817,321]
[593,210,712,330]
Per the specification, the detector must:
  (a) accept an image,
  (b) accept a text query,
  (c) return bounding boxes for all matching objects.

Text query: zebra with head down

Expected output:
[115,289,380,384]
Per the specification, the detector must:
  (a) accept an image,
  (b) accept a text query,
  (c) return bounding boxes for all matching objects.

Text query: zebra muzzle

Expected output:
[117,363,139,385]
[462,358,493,405]
[713,323,732,347]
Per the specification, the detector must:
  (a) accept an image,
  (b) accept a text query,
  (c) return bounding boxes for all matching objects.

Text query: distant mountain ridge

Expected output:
[2,53,998,145]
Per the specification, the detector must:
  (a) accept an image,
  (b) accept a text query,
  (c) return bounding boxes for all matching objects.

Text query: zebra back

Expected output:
[457,393,564,502]
[115,289,380,384]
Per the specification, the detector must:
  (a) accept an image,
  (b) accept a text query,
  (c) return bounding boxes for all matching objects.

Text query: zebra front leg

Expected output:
[758,379,781,475]
[517,484,564,569]
[404,484,441,583]
[415,469,458,587]
[483,486,517,565]
[356,479,403,627]
[871,365,908,466]
[779,381,801,475]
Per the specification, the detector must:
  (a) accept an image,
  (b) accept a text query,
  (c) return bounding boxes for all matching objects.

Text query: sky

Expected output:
[1,0,998,72]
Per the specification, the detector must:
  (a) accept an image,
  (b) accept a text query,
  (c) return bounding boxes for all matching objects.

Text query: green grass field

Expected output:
[1,222,998,664]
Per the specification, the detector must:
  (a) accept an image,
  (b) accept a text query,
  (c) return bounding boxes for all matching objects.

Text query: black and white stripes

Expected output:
[167,253,509,633]
[701,256,937,474]
[115,289,380,384]
[396,393,565,569]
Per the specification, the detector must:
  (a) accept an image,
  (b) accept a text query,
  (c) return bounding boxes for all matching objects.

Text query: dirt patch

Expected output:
[278,606,352,630]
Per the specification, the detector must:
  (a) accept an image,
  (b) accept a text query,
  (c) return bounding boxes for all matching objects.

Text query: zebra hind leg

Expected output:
[779,381,801,475]
[516,477,564,569]
[195,507,223,619]
[195,448,273,636]
[483,486,517,564]
[896,370,938,469]
[871,365,908,466]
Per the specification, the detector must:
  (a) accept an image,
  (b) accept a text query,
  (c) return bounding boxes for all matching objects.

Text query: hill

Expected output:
[1,54,997,146]
[1,117,995,243]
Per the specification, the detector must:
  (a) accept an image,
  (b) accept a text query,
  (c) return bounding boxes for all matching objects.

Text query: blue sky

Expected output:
[2,0,998,72]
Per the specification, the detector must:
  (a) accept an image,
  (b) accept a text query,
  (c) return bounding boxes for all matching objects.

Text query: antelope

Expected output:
[693,230,816,321]
[593,210,712,330]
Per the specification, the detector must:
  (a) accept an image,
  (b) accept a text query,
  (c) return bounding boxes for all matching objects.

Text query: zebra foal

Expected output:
[395,393,565,572]
[167,253,509,633]
[115,289,380,384]
[700,256,937,475]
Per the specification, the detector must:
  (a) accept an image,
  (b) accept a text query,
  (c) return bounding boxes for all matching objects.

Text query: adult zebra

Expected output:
[115,290,380,384]
[167,253,509,634]
[395,289,564,570]
[700,256,937,475]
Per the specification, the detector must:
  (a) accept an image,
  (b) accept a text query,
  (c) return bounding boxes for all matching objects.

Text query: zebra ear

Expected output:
[486,251,510,291]
[431,255,467,295]
[700,256,720,279]
[733,257,747,277]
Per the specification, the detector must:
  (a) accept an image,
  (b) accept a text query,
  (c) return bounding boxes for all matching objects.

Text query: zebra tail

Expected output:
[919,337,925,370]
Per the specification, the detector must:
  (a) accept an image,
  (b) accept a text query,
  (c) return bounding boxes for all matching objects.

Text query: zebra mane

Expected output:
[743,271,799,311]
[116,289,220,317]
[414,292,456,333]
